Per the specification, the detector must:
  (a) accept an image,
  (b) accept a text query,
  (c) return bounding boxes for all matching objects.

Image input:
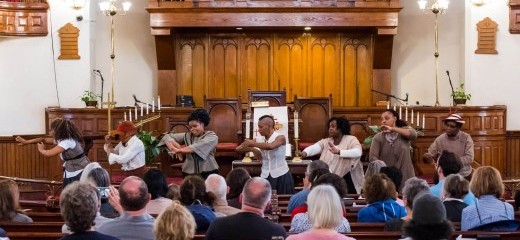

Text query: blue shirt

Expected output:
[461,195,514,231]
[358,199,407,223]
[430,179,478,205]
[287,189,310,214]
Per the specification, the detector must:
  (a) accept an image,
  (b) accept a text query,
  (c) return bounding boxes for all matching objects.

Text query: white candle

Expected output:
[158,96,161,111]
[393,103,396,111]
[399,106,402,120]
[146,103,149,115]
[405,107,408,122]
[411,109,414,124]
[152,97,155,113]
[124,112,127,121]
[386,101,390,109]
[422,114,426,129]
[129,110,132,122]
[417,111,420,127]
[135,107,138,121]
[140,105,143,116]
[245,119,250,139]
[294,111,299,139]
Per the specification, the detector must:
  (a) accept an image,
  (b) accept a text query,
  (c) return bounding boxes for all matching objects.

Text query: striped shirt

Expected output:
[461,195,514,231]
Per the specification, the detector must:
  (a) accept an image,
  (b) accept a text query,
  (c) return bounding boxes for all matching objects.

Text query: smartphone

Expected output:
[97,187,110,198]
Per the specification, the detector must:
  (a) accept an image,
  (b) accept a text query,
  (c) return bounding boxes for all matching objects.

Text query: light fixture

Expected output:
[304,26,312,31]
[236,27,243,30]
[418,0,449,107]
[66,0,86,21]
[471,0,487,6]
[98,0,132,132]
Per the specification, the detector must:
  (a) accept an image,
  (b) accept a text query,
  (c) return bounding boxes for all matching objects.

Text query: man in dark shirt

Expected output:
[205,177,287,240]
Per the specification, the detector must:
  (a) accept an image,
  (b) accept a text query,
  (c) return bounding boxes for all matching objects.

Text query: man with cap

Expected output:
[104,121,147,178]
[422,113,474,179]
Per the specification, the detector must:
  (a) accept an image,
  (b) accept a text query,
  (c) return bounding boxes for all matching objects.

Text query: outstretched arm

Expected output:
[37,144,65,157]
[242,135,286,150]
[16,136,54,146]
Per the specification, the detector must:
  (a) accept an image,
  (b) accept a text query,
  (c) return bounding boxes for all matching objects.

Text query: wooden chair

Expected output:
[248,90,287,107]
[294,95,332,151]
[204,96,243,158]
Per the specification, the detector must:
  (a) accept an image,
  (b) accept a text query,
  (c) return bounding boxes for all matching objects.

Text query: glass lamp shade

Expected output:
[122,2,132,12]
[418,0,427,9]
[98,1,110,12]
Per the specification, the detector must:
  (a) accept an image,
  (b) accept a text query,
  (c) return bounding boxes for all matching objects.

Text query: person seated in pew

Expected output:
[160,109,219,179]
[300,117,363,194]
[290,170,335,219]
[205,174,241,216]
[166,183,181,201]
[179,175,217,232]
[154,200,196,240]
[97,176,155,240]
[429,150,477,206]
[287,185,355,240]
[236,115,295,194]
[0,227,6,238]
[59,181,119,240]
[442,174,469,222]
[104,121,147,178]
[0,179,32,223]
[461,166,514,231]
[384,177,430,231]
[226,168,251,209]
[205,177,287,240]
[287,160,329,214]
[358,173,406,223]
[402,192,453,240]
[16,118,90,188]
[143,169,172,215]
[364,160,386,182]
[380,166,404,206]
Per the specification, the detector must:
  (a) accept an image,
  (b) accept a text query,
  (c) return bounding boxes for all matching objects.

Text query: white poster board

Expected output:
[253,106,292,157]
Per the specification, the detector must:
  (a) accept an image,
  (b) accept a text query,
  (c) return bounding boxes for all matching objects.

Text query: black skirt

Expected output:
[266,171,295,194]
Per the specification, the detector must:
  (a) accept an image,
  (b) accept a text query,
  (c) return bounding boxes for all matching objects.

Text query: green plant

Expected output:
[80,90,100,103]
[137,130,160,166]
[452,83,471,100]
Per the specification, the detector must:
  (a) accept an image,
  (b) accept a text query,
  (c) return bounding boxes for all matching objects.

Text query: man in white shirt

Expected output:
[104,121,147,177]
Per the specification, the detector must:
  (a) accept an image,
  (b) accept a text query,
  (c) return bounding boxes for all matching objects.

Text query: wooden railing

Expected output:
[0,0,49,36]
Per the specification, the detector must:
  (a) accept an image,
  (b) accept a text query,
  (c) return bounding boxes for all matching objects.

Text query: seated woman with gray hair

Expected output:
[287,185,354,240]
[442,174,469,222]
[384,177,430,231]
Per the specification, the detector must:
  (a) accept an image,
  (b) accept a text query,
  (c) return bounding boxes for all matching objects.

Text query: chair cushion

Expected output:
[298,142,313,150]
[216,143,238,151]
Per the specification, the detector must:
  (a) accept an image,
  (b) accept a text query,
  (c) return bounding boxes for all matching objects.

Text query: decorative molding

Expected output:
[510,0,520,33]
[0,1,49,36]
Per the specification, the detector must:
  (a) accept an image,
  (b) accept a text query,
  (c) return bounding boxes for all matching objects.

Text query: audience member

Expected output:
[0,227,6,238]
[380,166,404,205]
[364,160,386,180]
[402,192,452,240]
[226,168,251,209]
[97,176,155,240]
[154,200,196,240]
[180,175,217,231]
[59,182,118,240]
[0,179,32,222]
[300,117,363,194]
[205,174,240,216]
[358,173,406,223]
[166,183,180,201]
[143,169,172,215]
[289,184,351,234]
[287,160,329,213]
[442,173,469,222]
[84,167,118,217]
[384,177,429,231]
[287,185,354,240]
[79,162,102,182]
[461,166,514,231]
[205,177,286,240]
[429,150,477,205]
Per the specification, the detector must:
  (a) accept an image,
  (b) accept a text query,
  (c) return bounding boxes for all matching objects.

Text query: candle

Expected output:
[135,107,138,121]
[393,103,396,111]
[140,105,143,116]
[422,114,426,129]
[417,111,420,127]
[158,96,161,111]
[146,103,149,115]
[129,109,132,122]
[245,118,250,139]
[124,112,127,121]
[399,106,402,120]
[405,107,408,122]
[152,97,155,113]
[294,111,299,139]
[411,109,414,124]
[386,101,390,110]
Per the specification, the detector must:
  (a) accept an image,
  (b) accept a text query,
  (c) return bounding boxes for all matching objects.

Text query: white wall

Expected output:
[464,0,520,130]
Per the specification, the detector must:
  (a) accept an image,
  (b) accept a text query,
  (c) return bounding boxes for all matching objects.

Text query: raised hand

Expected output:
[380,125,394,133]
[327,141,340,155]
[15,136,27,146]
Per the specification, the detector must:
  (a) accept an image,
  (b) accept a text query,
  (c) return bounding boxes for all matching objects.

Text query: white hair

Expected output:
[205,174,227,200]
[79,162,102,183]
[308,185,344,229]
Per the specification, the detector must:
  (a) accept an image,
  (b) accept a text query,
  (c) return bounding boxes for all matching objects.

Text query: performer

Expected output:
[300,117,363,194]
[369,109,417,191]
[236,115,295,194]
[104,121,147,178]
[16,118,90,187]
[422,113,474,178]
[160,109,219,179]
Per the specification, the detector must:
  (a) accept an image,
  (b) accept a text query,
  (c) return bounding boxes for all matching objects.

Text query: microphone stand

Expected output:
[446,71,456,106]
[371,89,408,105]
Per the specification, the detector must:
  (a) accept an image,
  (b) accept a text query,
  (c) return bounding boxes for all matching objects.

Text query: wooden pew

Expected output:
[0,222,63,233]
[6,232,64,240]
[26,212,64,222]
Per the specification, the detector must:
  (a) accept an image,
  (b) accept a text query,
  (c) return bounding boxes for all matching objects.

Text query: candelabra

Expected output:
[418,0,449,107]
[99,0,131,132]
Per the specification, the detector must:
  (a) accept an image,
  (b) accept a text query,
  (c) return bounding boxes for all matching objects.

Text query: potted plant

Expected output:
[452,83,471,106]
[137,130,161,166]
[81,90,100,108]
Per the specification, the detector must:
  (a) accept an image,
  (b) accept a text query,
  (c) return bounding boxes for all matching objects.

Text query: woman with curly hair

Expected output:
[358,173,406,223]
[179,175,217,232]
[16,118,90,187]
[160,109,219,179]
[154,201,196,240]
[0,179,32,223]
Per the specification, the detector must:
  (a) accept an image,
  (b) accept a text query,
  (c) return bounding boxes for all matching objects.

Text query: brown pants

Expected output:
[124,166,149,179]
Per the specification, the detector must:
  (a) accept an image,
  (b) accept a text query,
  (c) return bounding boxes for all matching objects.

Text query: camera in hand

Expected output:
[98,187,110,198]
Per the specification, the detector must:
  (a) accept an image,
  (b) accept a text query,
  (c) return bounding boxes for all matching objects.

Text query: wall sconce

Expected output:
[66,0,86,21]
[471,0,488,6]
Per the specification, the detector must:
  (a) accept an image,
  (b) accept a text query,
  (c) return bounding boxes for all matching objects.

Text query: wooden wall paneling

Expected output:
[243,34,272,94]
[276,34,305,100]
[506,131,520,178]
[178,34,206,107]
[308,33,339,99]
[209,35,240,99]
[155,35,177,106]
[341,34,373,107]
